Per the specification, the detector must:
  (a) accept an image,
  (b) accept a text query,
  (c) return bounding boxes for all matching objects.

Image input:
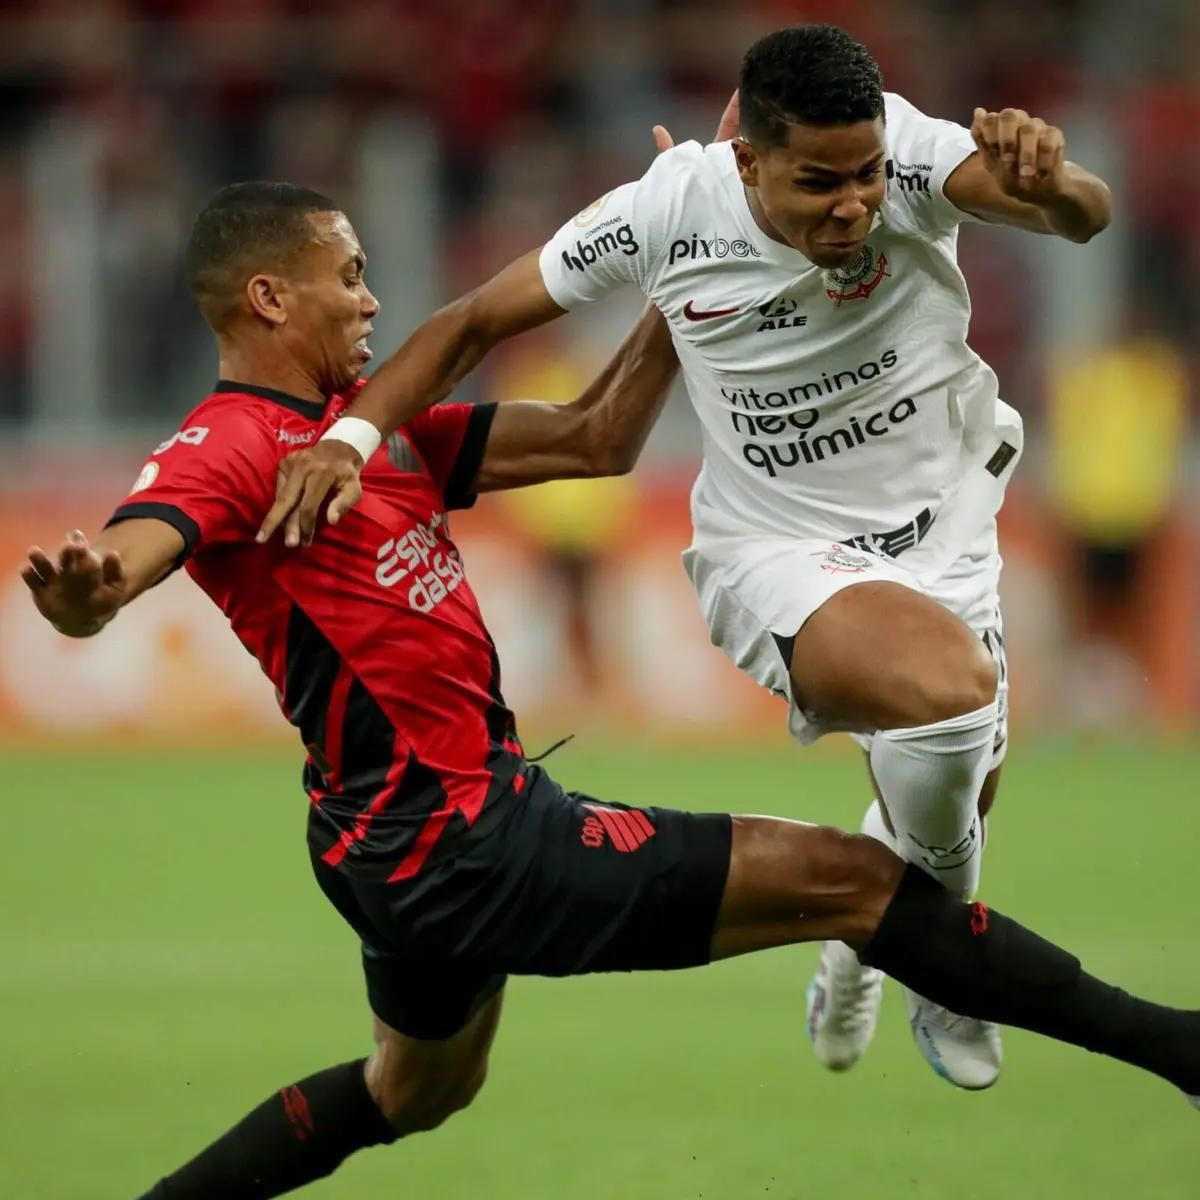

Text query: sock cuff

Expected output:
[875,701,998,751]
[339,1058,399,1147]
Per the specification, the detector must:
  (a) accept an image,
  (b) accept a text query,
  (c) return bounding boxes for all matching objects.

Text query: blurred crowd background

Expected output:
[0,0,1198,739]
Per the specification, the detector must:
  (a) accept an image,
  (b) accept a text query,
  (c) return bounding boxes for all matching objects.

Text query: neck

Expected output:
[743,185,794,250]
[216,344,326,405]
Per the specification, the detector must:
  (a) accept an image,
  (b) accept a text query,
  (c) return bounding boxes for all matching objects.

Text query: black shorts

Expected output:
[310,765,732,1040]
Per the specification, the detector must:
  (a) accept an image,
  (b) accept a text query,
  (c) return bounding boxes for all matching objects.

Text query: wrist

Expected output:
[321,417,380,463]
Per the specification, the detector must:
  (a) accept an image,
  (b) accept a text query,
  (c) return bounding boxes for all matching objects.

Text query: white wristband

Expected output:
[321,416,382,462]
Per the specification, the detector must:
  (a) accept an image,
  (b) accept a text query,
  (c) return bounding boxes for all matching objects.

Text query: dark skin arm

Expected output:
[255,252,567,545]
[473,303,677,493]
[945,107,1111,242]
[22,520,185,637]
[258,96,741,545]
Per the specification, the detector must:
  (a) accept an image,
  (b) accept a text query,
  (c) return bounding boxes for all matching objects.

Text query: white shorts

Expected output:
[682,521,1009,770]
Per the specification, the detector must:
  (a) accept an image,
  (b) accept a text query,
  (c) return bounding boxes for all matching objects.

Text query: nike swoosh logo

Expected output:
[683,300,740,321]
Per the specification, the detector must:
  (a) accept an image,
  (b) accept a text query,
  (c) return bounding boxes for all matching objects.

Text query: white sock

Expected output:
[859,799,897,849]
[868,703,997,900]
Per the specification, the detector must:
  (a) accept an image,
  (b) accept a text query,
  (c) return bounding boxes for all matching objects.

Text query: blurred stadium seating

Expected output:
[1,0,1197,741]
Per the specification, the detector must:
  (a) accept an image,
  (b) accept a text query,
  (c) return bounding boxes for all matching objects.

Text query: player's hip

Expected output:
[308,765,732,977]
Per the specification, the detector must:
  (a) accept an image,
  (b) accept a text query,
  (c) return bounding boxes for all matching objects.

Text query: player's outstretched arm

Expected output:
[472,303,676,493]
[22,520,183,637]
[945,107,1111,242]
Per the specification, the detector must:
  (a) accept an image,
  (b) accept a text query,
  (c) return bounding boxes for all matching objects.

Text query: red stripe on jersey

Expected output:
[386,806,456,882]
[385,771,491,882]
[320,741,408,868]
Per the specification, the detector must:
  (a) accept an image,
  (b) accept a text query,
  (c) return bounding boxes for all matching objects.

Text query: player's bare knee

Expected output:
[893,644,997,727]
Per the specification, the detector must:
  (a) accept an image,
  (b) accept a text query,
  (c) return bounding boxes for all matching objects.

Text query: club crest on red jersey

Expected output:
[129,462,159,494]
[823,246,890,306]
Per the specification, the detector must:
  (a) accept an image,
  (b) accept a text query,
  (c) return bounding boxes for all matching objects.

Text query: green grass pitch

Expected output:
[2,740,1197,1198]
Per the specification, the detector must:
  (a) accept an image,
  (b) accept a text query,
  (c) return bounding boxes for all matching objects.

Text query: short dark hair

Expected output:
[740,25,884,147]
[185,181,338,332]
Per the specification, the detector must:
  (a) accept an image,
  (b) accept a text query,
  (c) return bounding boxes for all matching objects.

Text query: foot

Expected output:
[806,940,885,1072]
[1187,1094,1200,1111]
[905,989,1003,1090]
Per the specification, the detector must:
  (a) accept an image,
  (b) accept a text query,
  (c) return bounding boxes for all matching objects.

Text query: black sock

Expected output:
[862,864,1200,1095]
[136,1059,397,1199]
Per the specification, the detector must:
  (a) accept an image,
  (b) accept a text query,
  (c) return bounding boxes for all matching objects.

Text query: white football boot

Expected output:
[806,940,885,1071]
[1186,1094,1200,1111]
[905,989,1003,1090]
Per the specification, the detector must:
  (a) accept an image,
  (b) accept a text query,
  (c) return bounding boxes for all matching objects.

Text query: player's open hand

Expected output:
[21,530,126,637]
[257,440,364,548]
[971,107,1065,203]
[652,89,740,154]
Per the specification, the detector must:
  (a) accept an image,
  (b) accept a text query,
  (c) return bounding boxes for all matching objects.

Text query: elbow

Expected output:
[584,446,637,478]
[1070,213,1110,244]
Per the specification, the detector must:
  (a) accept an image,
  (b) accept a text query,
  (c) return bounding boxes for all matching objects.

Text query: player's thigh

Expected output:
[426,766,733,977]
[366,990,505,1132]
[710,815,904,961]
[788,580,997,730]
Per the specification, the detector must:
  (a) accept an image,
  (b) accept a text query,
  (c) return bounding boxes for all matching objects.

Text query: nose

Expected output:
[363,286,381,318]
[831,183,870,224]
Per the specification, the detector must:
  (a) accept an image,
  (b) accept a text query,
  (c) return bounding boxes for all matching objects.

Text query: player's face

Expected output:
[286,212,380,393]
[736,119,887,269]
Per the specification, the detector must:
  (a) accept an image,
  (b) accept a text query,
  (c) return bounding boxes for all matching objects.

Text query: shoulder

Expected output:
[884,92,925,126]
[152,392,285,465]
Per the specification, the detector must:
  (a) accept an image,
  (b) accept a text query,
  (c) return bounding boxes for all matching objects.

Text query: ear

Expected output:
[733,138,760,188]
[246,274,289,326]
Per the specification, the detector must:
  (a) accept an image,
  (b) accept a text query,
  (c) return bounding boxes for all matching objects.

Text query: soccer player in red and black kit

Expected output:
[23,127,1200,1197]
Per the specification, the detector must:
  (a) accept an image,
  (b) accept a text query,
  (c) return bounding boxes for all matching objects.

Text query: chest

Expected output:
[653,233,939,374]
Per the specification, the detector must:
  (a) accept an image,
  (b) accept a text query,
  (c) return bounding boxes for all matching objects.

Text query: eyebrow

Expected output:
[796,154,885,179]
[346,252,366,272]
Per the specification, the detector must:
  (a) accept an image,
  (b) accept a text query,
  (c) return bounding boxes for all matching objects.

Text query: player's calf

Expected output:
[712,817,904,960]
[363,997,500,1137]
[366,1054,488,1136]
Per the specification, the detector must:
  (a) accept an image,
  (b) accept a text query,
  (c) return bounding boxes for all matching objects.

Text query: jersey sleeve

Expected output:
[106,406,278,564]
[881,93,981,236]
[403,401,498,510]
[537,143,698,309]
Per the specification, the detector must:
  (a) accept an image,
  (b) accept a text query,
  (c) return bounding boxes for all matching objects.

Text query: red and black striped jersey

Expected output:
[108,380,524,882]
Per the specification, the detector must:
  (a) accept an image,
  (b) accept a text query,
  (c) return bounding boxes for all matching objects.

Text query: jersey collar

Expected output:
[213,379,327,420]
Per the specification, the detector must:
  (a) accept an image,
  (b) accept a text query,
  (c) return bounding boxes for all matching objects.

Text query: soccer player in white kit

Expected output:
[261,25,1112,1091]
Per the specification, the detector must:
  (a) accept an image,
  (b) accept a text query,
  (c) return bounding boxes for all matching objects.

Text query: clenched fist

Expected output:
[970,107,1065,204]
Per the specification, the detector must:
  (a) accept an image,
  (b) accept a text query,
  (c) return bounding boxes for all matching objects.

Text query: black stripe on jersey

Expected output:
[283,603,342,749]
[340,675,399,797]
[482,635,518,746]
[213,379,325,420]
[444,402,498,511]
[106,502,201,569]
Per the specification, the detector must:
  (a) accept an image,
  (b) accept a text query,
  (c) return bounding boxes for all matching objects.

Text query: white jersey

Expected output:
[539,93,1023,584]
